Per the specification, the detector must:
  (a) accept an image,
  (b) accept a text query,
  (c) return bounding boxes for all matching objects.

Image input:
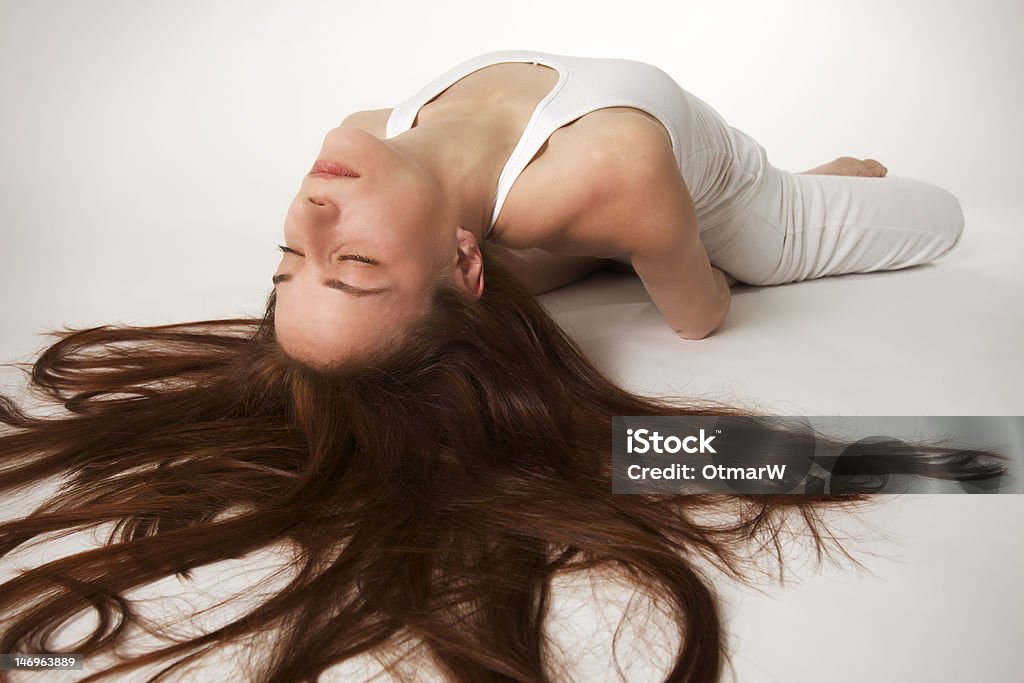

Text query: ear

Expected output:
[450,226,485,300]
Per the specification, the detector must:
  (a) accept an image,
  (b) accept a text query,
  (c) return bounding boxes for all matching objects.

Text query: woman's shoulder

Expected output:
[494,107,683,255]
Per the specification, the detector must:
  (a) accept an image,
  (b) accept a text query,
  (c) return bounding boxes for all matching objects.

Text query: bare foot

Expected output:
[799,156,888,177]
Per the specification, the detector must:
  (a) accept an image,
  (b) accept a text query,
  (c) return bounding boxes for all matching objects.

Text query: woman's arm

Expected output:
[487,112,737,314]
[631,221,732,340]
[596,125,732,339]
[716,268,739,287]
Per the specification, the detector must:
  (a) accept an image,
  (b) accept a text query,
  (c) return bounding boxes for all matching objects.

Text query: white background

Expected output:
[2,0,1022,354]
[1,1,1022,681]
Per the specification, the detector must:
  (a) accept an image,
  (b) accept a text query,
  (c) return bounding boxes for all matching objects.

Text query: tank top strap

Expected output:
[384,51,570,237]
[385,50,692,238]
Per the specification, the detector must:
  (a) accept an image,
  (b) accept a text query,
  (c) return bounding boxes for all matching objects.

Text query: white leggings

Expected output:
[708,165,962,288]
[666,83,968,287]
[703,160,966,287]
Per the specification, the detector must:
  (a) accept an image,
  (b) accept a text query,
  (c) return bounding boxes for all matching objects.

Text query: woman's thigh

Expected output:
[707,167,965,286]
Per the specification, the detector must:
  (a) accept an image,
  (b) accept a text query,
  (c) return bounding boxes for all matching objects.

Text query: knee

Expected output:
[939,189,966,255]
[942,191,958,246]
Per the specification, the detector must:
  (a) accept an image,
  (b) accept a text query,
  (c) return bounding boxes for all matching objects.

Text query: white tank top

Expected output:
[385,49,768,242]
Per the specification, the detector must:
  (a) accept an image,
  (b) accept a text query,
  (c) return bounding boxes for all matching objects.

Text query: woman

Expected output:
[0,51,992,683]
[274,49,963,368]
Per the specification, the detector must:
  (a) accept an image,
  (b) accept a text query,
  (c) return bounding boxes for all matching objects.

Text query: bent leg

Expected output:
[680,88,962,287]
[731,167,966,286]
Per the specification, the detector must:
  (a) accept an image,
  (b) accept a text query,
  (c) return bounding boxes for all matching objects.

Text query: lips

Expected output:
[310,159,361,178]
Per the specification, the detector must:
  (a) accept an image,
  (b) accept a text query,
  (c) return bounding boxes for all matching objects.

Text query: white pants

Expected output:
[697,133,965,286]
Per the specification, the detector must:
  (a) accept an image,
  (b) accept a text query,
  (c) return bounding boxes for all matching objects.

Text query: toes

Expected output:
[862,158,888,177]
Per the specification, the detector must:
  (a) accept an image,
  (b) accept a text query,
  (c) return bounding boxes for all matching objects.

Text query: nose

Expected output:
[298,192,341,233]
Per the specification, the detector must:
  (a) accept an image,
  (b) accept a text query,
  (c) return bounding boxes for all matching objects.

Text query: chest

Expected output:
[360,63,676,252]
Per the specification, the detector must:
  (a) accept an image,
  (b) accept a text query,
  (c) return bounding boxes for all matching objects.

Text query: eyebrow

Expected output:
[271,273,391,296]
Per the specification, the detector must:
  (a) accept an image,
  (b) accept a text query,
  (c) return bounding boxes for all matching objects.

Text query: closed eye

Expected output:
[277,244,379,265]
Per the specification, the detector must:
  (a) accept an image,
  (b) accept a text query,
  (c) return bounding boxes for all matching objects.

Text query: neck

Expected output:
[386,115,509,245]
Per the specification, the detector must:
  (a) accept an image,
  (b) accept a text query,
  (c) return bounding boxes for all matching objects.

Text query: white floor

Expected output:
[543,202,1023,417]
[1,1,1022,678]
[2,202,1019,683]
[534,199,1024,682]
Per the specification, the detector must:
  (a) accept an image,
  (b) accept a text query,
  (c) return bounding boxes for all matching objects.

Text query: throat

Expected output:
[399,115,513,241]
[405,62,563,239]
[434,114,519,236]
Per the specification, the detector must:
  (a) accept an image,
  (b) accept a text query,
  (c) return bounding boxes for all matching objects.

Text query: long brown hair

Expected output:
[0,246,1005,682]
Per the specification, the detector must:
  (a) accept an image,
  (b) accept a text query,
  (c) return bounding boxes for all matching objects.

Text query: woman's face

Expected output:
[273,127,455,366]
